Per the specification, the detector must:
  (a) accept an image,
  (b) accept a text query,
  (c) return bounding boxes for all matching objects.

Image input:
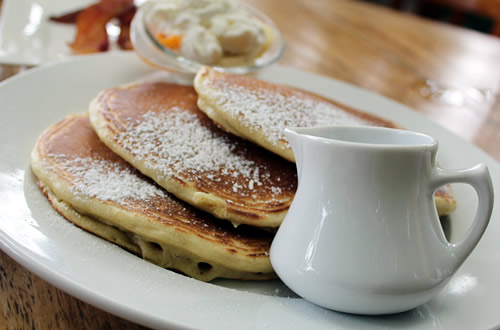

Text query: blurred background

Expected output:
[359,0,500,36]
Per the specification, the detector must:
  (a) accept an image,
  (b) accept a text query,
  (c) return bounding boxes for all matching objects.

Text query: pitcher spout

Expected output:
[284,126,337,179]
[283,127,301,150]
[284,127,305,177]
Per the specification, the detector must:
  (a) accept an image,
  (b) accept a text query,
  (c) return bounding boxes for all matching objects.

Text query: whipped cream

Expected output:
[145,0,269,64]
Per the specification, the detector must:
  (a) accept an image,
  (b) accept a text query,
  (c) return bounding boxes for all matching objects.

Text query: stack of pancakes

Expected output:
[31,66,457,282]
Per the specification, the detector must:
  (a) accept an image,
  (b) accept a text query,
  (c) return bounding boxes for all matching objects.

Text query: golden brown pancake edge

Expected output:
[30,113,276,281]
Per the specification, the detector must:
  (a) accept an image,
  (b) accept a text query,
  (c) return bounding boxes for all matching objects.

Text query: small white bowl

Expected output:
[130,2,285,74]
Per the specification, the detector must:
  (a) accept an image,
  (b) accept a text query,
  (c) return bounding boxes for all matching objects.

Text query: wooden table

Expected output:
[1,0,499,328]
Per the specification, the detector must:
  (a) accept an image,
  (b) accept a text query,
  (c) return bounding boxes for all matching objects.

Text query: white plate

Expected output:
[0,0,144,65]
[0,52,499,329]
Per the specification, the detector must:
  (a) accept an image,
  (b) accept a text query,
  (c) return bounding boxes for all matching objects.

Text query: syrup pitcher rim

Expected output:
[284,126,438,150]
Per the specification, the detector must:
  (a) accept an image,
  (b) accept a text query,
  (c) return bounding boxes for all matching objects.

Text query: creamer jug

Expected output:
[270,126,494,314]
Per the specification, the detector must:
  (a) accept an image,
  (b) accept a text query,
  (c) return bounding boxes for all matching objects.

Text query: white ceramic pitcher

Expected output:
[270,126,494,315]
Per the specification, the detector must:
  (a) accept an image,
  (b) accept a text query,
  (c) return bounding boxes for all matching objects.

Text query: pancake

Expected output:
[89,82,297,228]
[31,113,276,281]
[194,66,400,163]
[194,66,457,216]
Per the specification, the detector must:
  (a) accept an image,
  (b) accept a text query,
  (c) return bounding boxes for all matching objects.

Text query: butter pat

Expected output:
[145,0,268,64]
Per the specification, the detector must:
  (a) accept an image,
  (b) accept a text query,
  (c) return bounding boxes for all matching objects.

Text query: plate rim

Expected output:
[0,52,499,329]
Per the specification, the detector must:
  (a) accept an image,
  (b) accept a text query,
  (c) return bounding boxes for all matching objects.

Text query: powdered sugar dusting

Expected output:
[48,154,167,205]
[210,82,374,145]
[115,108,285,196]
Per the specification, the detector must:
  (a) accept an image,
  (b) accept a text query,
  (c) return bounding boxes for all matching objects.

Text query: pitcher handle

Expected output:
[430,164,494,268]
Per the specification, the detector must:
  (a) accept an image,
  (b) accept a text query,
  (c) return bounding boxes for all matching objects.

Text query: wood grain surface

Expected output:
[1,0,499,328]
